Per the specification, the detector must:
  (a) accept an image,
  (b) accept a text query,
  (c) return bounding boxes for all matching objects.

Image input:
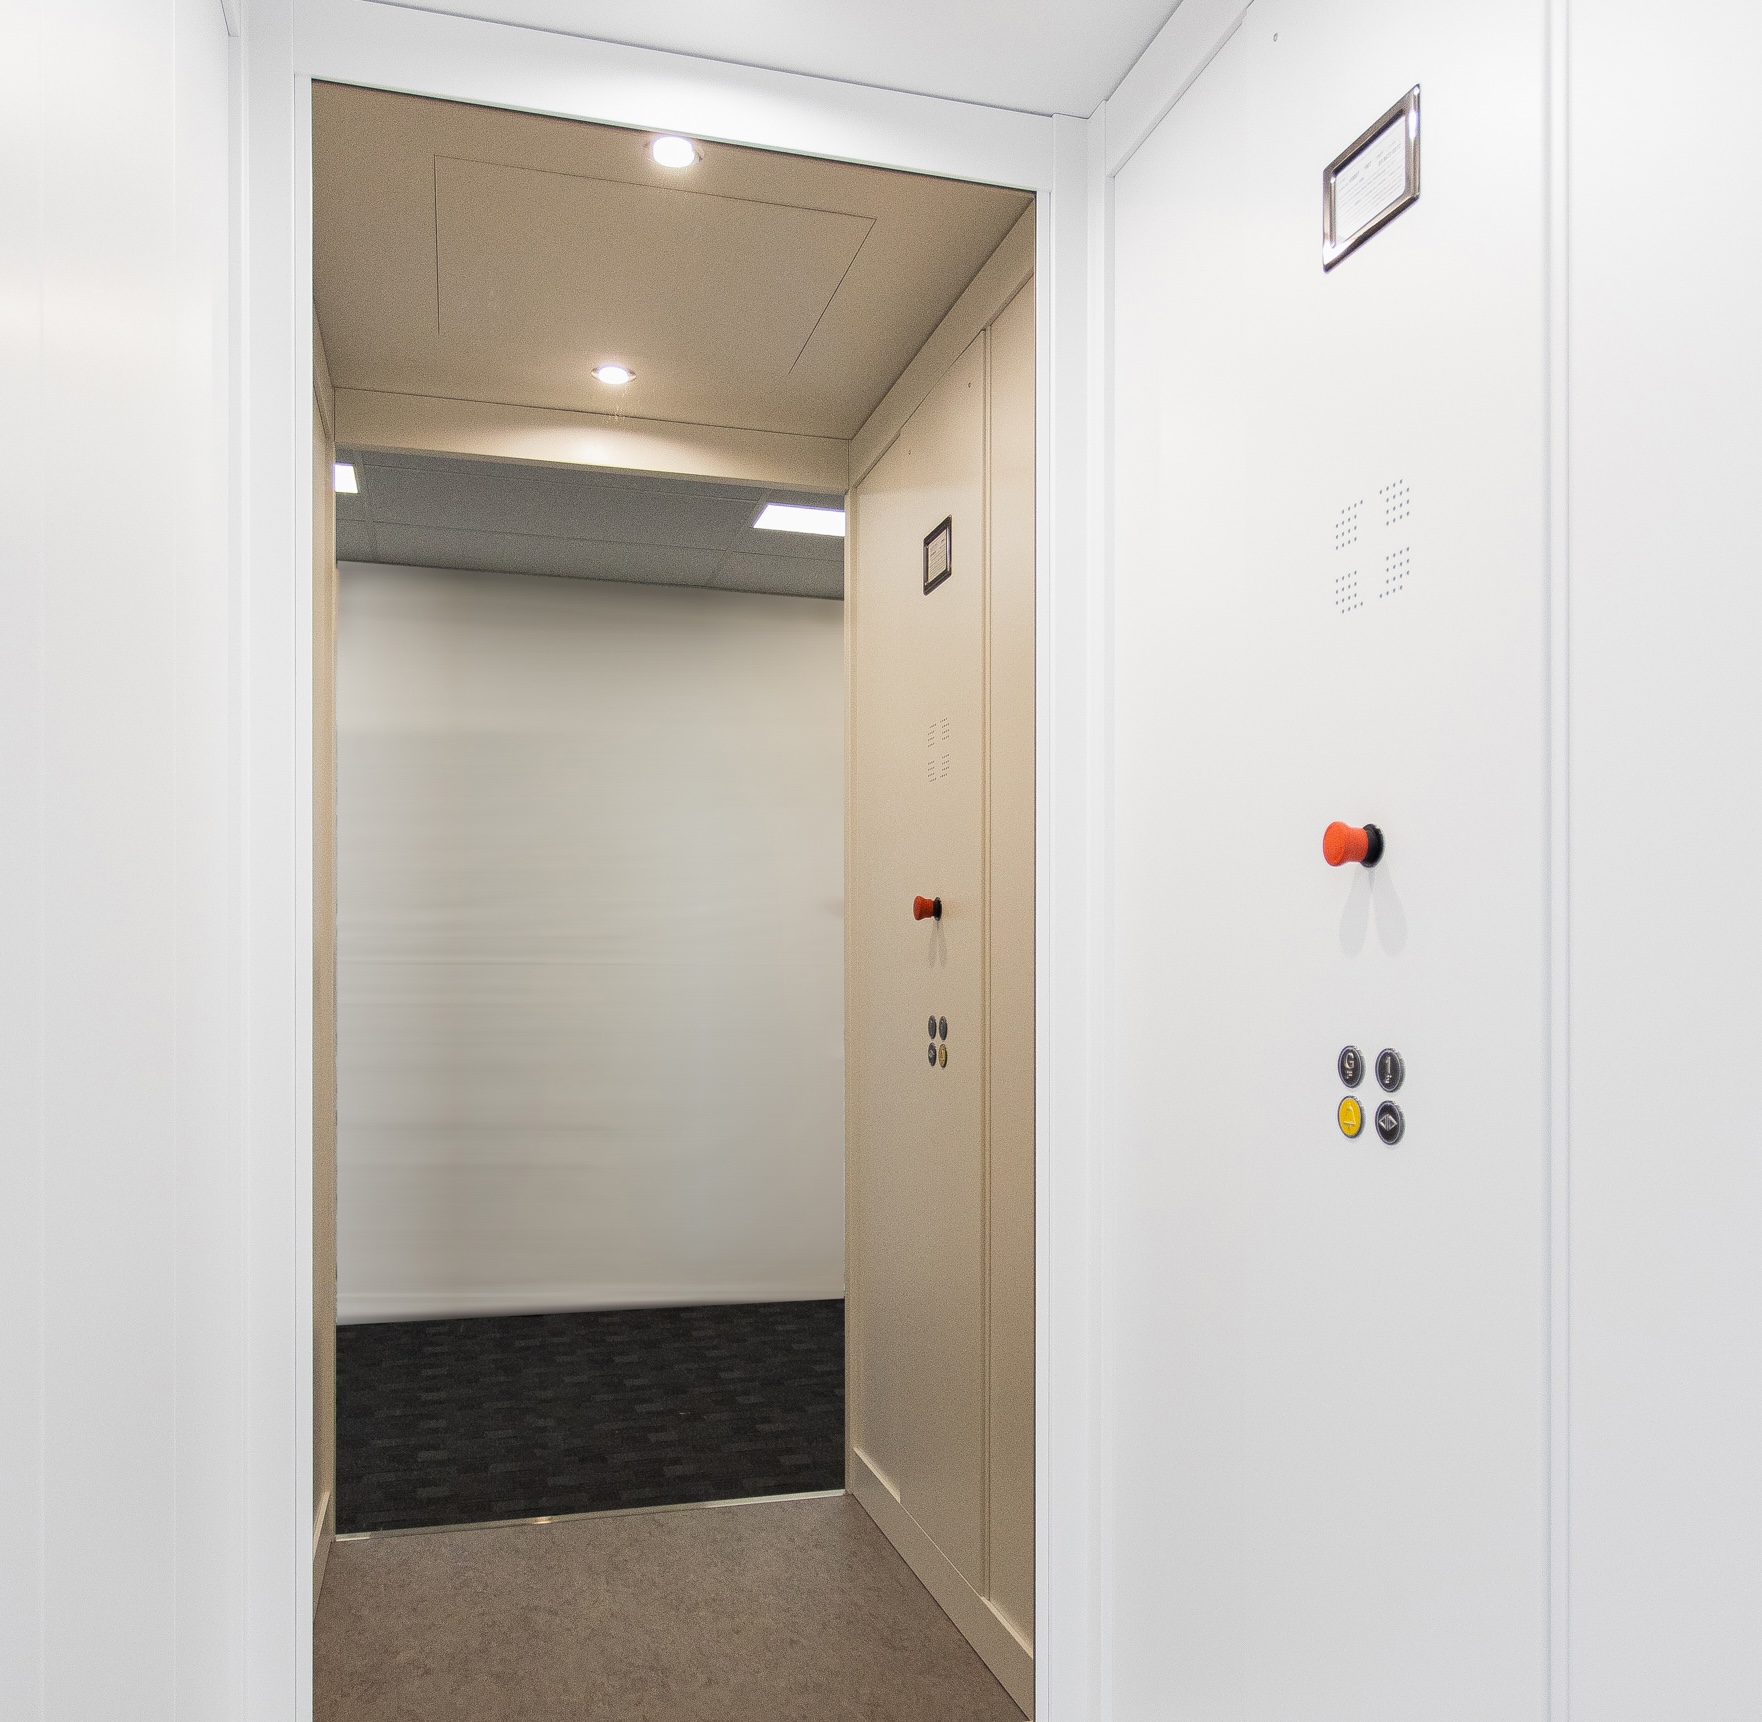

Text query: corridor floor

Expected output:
[314,1492,1025,1722]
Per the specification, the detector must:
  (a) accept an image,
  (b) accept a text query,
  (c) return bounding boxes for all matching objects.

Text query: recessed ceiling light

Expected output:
[593,364,635,386]
[754,503,845,537]
[650,135,698,168]
[333,461,358,494]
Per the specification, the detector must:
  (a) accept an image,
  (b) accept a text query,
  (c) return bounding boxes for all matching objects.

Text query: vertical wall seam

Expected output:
[980,323,995,1604]
[843,483,862,1473]
[1545,0,1573,1713]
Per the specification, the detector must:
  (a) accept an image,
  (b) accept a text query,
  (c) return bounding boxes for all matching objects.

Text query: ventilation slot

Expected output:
[926,717,951,782]
[1379,546,1411,598]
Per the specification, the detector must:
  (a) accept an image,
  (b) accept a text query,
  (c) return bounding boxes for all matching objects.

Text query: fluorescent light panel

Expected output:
[333,462,357,493]
[754,503,845,537]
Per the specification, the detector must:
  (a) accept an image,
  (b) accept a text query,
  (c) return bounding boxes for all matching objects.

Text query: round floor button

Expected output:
[1375,1047,1405,1092]
[1374,1101,1405,1145]
[1337,1045,1365,1088]
[938,1017,948,1041]
[928,1014,937,1039]
[928,1041,937,1066]
[938,1043,948,1067]
[1337,1095,1364,1138]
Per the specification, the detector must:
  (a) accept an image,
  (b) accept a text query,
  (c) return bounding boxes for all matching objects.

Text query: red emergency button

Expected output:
[913,895,943,921]
[1323,821,1384,867]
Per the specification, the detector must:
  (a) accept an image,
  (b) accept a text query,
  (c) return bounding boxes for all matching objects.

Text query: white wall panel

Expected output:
[336,565,845,1319]
[1107,0,1550,1712]
[1567,3,1762,1712]
[0,2,241,1719]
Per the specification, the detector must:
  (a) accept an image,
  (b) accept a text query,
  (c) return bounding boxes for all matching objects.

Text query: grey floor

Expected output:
[314,1493,1026,1722]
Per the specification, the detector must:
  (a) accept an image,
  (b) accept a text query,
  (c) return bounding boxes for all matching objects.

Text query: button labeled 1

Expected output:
[1376,1048,1405,1092]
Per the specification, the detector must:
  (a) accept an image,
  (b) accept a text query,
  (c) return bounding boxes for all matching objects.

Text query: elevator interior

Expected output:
[311,81,1038,1712]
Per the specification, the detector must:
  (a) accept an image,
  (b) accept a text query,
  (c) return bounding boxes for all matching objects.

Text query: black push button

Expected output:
[939,1016,948,1041]
[928,1041,937,1066]
[928,1014,937,1039]
[1337,1046,1365,1088]
[1375,1047,1405,1092]
[1374,1101,1405,1145]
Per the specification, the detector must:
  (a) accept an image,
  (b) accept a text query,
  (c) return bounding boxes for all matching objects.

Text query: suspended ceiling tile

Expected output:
[358,454,762,548]
[368,524,727,586]
[713,551,843,601]
[733,527,844,565]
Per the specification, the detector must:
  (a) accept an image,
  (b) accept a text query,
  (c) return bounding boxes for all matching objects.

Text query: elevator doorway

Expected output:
[311,80,1037,1716]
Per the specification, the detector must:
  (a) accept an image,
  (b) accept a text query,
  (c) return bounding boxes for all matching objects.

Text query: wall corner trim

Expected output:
[1102,0,1251,177]
[848,206,1035,488]
[850,1450,1035,1715]
[312,1487,335,1613]
[313,313,337,442]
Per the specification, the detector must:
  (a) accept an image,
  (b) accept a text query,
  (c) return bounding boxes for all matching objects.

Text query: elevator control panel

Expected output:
[927,1014,949,1068]
[1336,1047,1407,1142]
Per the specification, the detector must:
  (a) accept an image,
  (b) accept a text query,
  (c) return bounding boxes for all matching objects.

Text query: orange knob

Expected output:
[913,895,942,921]
[1323,821,1384,867]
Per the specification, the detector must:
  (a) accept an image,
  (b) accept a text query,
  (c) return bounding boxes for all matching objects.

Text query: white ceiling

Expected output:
[336,450,846,599]
[378,0,1181,116]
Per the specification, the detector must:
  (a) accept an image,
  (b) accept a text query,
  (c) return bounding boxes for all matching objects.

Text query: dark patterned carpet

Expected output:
[336,1300,845,1534]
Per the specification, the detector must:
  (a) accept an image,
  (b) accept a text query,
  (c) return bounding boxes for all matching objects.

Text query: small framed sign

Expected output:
[1323,86,1420,270]
[923,516,952,595]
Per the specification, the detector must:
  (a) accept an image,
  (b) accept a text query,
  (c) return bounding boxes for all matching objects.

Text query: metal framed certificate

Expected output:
[922,515,952,595]
[1323,86,1420,270]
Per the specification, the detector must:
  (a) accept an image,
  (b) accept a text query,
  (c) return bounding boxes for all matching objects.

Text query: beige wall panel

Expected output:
[985,280,1036,1646]
[312,362,339,1605]
[849,337,988,1590]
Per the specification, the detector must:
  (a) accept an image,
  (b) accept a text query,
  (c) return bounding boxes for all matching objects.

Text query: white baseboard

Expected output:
[849,1447,1033,1716]
[336,1279,845,1324]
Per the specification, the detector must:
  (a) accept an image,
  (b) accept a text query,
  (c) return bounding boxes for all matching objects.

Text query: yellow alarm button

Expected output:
[1337,1095,1364,1138]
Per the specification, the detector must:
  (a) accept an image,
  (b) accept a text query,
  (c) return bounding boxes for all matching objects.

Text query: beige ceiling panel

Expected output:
[314,84,1032,444]
[334,389,849,493]
[433,157,872,424]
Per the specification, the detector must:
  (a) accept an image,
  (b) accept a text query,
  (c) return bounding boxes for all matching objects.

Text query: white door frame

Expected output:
[240,3,1104,1715]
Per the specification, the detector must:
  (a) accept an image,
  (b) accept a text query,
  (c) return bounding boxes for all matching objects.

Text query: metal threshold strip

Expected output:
[335,1487,846,1542]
